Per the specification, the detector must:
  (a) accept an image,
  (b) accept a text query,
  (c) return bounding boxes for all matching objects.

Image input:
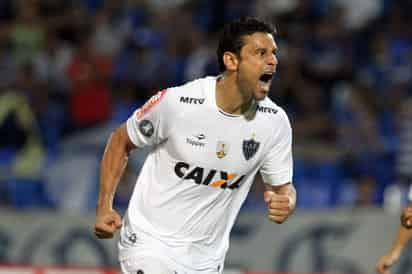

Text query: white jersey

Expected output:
[120,76,293,270]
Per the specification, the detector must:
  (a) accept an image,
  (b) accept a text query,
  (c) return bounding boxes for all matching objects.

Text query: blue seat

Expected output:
[0,147,17,165]
[6,178,52,208]
[294,159,345,208]
[296,178,334,208]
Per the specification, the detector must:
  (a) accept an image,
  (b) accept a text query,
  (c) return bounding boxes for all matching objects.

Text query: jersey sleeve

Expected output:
[126,89,175,147]
[260,110,293,186]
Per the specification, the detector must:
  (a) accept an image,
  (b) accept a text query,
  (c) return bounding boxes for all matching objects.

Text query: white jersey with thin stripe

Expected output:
[121,76,293,270]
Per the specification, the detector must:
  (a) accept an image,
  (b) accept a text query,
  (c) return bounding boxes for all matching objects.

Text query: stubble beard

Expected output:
[236,74,260,120]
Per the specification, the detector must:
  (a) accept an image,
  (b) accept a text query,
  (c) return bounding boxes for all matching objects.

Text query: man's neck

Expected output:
[215,74,252,115]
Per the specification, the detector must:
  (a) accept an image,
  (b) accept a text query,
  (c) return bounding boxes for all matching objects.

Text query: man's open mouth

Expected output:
[259,73,273,83]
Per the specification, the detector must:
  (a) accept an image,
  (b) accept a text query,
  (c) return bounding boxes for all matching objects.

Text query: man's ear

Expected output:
[222,52,239,71]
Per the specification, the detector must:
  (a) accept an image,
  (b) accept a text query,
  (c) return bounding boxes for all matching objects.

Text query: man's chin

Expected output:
[254,91,268,101]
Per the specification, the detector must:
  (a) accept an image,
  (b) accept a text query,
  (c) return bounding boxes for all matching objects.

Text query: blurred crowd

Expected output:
[0,0,411,211]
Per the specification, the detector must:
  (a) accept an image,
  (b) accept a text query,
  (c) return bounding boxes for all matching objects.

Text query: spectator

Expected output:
[10,0,44,64]
[0,64,45,177]
[33,30,72,96]
[66,34,112,131]
[92,0,132,58]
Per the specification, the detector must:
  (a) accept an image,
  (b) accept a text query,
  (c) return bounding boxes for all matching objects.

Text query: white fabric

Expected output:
[121,76,293,271]
[120,255,174,274]
[119,224,222,274]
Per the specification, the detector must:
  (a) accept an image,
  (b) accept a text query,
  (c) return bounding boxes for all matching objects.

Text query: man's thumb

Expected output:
[113,214,122,228]
[264,191,275,203]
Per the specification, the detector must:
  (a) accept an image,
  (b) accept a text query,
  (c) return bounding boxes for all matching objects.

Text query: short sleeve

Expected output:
[260,110,293,186]
[126,89,172,147]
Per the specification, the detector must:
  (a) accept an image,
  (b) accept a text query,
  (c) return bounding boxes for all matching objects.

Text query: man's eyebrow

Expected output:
[255,47,266,51]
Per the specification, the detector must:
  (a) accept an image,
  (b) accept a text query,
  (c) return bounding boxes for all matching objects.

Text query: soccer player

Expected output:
[94,17,296,274]
[376,204,412,274]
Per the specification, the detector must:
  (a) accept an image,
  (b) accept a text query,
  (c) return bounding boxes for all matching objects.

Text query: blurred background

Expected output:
[0,0,412,273]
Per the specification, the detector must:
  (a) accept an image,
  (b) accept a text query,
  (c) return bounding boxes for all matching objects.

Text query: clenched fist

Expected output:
[94,208,122,239]
[375,205,412,274]
[264,190,292,224]
[376,249,401,274]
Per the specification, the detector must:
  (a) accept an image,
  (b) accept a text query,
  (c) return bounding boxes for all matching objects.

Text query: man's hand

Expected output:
[376,249,401,274]
[264,190,292,223]
[94,208,122,239]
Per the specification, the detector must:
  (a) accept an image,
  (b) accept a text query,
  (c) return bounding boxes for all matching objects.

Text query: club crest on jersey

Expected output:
[216,141,229,159]
[243,134,260,160]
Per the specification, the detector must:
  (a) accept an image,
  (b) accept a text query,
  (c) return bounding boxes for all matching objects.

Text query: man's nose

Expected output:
[267,54,278,66]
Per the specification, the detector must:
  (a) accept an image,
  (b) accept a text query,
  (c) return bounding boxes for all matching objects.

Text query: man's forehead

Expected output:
[242,32,277,49]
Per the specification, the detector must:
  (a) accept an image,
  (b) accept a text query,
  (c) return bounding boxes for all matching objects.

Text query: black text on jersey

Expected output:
[257,105,278,114]
[174,162,245,190]
[179,97,205,104]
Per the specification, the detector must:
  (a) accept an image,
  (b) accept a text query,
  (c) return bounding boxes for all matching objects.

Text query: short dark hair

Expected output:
[216,17,276,72]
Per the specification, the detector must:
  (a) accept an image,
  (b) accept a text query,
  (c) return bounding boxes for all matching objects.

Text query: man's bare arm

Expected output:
[98,123,136,209]
[94,123,136,238]
[376,206,412,274]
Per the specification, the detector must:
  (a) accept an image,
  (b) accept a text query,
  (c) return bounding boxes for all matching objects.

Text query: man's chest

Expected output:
[165,111,271,176]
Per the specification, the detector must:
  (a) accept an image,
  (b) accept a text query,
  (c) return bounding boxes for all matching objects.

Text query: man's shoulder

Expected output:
[256,98,292,139]
[257,97,286,118]
[167,76,214,106]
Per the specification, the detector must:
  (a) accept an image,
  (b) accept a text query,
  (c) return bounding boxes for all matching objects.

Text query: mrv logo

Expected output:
[174,162,245,189]
[180,97,205,104]
[257,105,278,114]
